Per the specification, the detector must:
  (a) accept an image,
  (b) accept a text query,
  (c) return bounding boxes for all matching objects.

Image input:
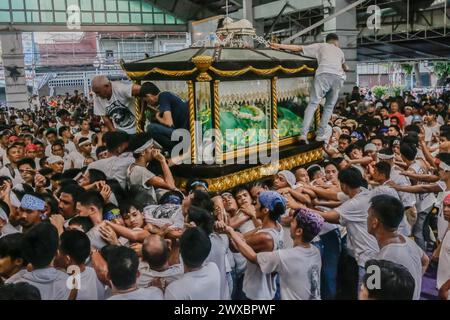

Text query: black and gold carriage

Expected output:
[121,46,323,192]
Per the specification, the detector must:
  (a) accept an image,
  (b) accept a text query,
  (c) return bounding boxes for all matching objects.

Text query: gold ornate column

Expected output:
[187,81,196,164]
[134,80,143,133]
[213,80,223,161]
[314,107,321,132]
[271,77,278,130]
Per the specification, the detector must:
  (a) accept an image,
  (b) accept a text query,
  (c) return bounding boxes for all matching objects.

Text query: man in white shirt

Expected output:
[271,33,348,143]
[223,208,323,300]
[367,194,429,300]
[0,144,24,185]
[88,131,134,190]
[73,119,95,144]
[92,75,141,134]
[310,167,379,298]
[16,223,71,300]
[377,149,417,229]
[438,194,450,300]
[58,230,105,300]
[68,137,92,169]
[164,227,221,300]
[399,142,436,250]
[137,234,183,288]
[423,109,440,147]
[58,126,76,155]
[106,246,163,300]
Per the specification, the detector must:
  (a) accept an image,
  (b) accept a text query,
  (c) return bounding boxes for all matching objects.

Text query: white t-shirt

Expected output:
[257,245,321,300]
[436,181,450,242]
[45,144,52,157]
[0,165,24,185]
[236,215,256,234]
[409,161,437,212]
[65,141,77,154]
[243,225,285,300]
[0,146,6,166]
[87,225,109,250]
[74,131,95,144]
[68,150,86,169]
[302,43,345,77]
[371,185,411,237]
[205,233,230,300]
[424,123,440,143]
[137,262,183,288]
[405,115,413,126]
[76,267,106,300]
[107,287,163,300]
[335,189,379,267]
[88,152,135,190]
[164,262,221,300]
[376,236,424,300]
[127,164,157,202]
[17,267,71,300]
[94,81,136,134]
[437,230,450,300]
[390,167,416,208]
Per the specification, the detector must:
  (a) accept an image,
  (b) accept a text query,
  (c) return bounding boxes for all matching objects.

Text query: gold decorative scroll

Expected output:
[124,64,314,80]
[213,80,222,159]
[126,67,198,79]
[177,147,323,192]
[271,77,278,130]
[209,64,315,78]
[187,81,196,164]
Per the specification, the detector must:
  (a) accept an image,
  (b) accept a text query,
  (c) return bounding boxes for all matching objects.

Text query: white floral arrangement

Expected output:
[231,104,265,122]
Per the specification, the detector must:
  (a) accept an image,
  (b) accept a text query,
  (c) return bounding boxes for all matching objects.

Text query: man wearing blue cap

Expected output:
[18,193,47,233]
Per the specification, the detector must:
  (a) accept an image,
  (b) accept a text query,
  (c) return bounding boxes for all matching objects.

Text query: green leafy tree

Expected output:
[372,85,388,99]
[433,62,450,86]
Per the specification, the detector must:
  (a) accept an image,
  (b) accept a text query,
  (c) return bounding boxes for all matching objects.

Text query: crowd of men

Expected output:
[0,82,449,301]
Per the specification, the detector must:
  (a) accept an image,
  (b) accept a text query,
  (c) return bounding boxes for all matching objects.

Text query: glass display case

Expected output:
[121,46,322,191]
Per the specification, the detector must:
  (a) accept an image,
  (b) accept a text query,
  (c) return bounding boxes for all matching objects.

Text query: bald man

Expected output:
[92,75,141,134]
[137,234,183,288]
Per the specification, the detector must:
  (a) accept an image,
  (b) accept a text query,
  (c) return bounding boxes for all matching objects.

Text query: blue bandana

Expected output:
[259,191,286,212]
[103,208,121,221]
[21,194,45,211]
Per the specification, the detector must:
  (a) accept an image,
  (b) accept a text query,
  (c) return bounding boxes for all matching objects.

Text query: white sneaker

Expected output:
[315,135,327,142]
[298,135,308,145]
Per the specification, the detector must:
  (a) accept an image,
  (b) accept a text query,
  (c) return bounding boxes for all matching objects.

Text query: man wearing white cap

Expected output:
[46,156,65,174]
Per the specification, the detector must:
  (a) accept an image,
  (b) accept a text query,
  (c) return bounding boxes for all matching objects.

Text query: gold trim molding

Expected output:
[176,147,323,192]
[124,64,315,80]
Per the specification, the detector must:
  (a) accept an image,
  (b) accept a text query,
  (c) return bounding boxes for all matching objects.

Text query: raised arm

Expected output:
[386,181,442,194]
[105,221,150,242]
[270,42,303,52]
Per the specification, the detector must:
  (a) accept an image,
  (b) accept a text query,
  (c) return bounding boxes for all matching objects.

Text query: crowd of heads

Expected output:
[0,87,448,300]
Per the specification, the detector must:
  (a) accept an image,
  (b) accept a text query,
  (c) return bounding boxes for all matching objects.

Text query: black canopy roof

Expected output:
[121,46,317,81]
